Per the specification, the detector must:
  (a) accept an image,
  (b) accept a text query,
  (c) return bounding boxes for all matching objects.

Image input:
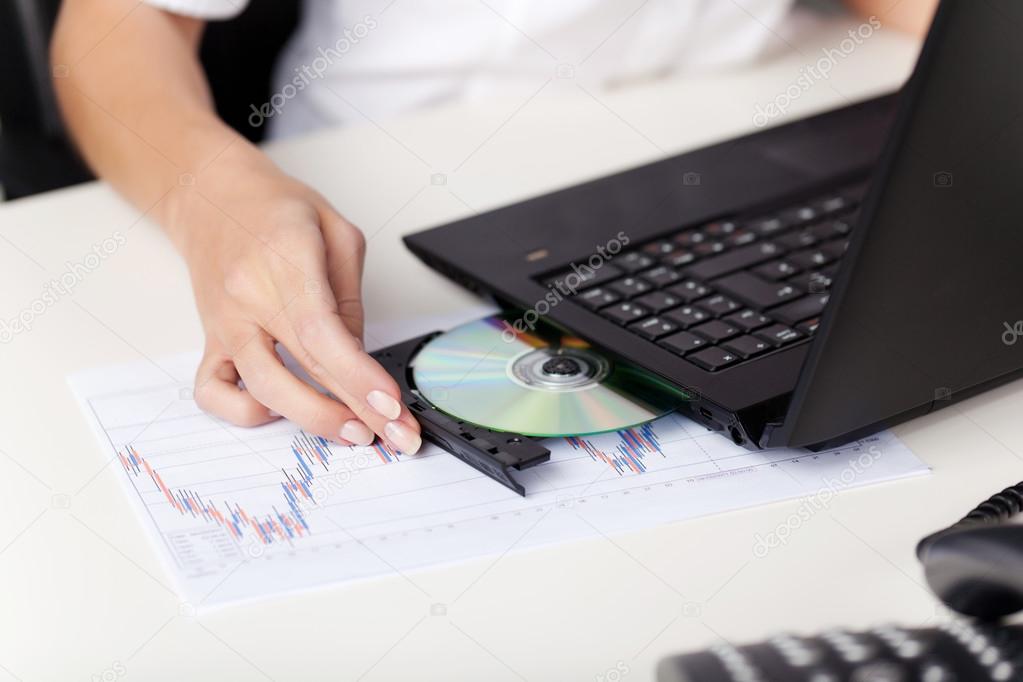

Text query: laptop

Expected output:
[402,0,1023,452]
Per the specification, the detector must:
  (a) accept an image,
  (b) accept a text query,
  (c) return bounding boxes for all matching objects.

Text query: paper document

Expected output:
[69,314,928,608]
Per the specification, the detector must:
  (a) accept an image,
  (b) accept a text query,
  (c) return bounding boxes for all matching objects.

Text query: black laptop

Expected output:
[403,0,1023,452]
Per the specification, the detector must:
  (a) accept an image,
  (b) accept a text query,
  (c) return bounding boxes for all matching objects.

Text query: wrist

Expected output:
[159,139,281,256]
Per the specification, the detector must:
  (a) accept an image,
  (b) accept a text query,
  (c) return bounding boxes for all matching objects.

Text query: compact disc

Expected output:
[410,313,688,437]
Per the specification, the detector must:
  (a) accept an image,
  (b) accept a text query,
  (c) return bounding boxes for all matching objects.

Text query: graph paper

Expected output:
[69,319,928,607]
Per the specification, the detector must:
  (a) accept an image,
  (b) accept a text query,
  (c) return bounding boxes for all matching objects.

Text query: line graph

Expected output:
[71,352,927,606]
[566,423,663,474]
[120,437,316,546]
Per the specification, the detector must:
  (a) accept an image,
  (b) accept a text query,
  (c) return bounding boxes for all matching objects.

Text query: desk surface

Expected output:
[3,14,1023,682]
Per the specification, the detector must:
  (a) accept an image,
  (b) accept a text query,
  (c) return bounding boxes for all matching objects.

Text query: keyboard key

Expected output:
[699,294,741,316]
[642,240,677,256]
[607,276,652,298]
[713,272,802,309]
[832,213,857,234]
[687,347,739,371]
[754,259,801,281]
[797,317,821,334]
[691,320,740,343]
[747,216,785,236]
[755,324,805,346]
[726,229,757,246]
[808,219,850,241]
[665,280,710,303]
[806,221,847,242]
[658,331,708,355]
[724,309,771,331]
[777,230,818,251]
[634,290,683,313]
[788,271,833,293]
[575,287,621,310]
[601,301,649,325]
[820,239,849,260]
[722,334,772,359]
[617,252,656,273]
[547,264,622,290]
[684,241,782,281]
[641,265,681,288]
[812,194,854,216]
[789,248,835,270]
[630,316,680,341]
[663,305,710,328]
[674,231,707,247]
[693,241,726,257]
[779,205,818,226]
[773,294,830,326]
[704,220,739,237]
[661,249,696,268]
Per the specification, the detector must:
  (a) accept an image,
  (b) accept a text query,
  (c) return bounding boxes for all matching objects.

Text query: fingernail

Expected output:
[340,420,374,446]
[268,410,282,418]
[367,390,402,420]
[385,421,421,454]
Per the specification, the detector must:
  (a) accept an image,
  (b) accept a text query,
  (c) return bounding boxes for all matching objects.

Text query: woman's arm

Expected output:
[51,0,422,453]
[843,0,939,36]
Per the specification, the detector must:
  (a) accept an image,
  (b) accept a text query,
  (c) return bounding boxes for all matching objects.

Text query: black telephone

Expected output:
[657,483,1023,681]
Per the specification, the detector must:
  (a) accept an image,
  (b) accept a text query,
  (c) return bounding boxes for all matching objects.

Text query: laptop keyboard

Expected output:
[543,183,865,372]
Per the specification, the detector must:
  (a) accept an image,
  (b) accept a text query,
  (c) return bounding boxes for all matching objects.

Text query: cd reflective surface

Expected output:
[410,313,688,437]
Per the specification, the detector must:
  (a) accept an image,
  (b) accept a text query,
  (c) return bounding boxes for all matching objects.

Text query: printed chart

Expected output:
[71,353,927,607]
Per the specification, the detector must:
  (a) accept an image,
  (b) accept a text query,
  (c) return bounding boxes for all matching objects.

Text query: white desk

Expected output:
[2,15,1022,682]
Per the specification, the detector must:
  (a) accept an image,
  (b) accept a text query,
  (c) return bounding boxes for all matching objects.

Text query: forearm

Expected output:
[844,0,938,36]
[51,0,268,246]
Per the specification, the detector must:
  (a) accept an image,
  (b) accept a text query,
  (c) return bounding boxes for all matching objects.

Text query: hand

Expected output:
[168,149,422,453]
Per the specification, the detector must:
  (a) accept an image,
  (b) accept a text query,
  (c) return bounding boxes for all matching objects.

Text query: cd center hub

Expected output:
[510,348,609,392]
[541,357,581,377]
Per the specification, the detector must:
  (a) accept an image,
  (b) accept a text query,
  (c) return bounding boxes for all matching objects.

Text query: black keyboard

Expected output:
[656,622,1023,682]
[542,184,865,373]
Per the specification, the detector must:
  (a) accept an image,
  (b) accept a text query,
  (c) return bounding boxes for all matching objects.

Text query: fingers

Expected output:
[190,206,419,454]
[277,295,423,454]
[322,211,366,342]
[231,332,375,446]
[194,340,275,428]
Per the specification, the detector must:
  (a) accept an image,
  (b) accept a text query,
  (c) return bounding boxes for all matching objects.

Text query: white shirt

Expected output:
[146,0,794,138]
